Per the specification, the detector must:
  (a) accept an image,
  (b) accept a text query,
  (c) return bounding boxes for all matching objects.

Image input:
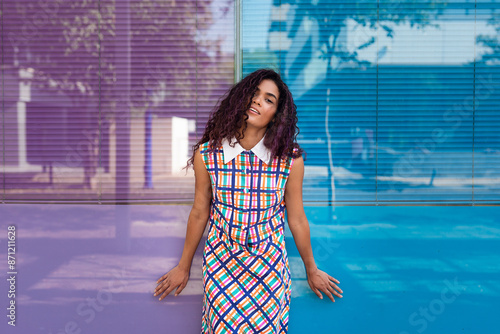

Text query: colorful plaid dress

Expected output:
[199,138,298,334]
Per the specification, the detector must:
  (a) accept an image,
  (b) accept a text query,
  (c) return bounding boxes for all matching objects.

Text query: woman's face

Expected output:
[245,79,280,131]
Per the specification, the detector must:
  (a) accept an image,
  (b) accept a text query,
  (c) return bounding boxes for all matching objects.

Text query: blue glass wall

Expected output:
[242,0,500,205]
[242,1,500,333]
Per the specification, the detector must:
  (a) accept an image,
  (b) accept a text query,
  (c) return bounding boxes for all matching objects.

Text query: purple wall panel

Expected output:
[2,0,235,203]
[1,1,234,331]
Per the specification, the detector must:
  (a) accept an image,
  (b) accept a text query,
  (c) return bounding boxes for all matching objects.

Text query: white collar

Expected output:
[222,135,272,165]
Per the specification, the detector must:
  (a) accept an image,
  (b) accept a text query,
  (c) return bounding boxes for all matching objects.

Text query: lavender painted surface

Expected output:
[0,204,204,333]
[0,204,498,333]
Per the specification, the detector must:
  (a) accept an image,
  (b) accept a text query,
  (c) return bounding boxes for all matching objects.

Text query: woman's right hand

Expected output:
[154,265,190,300]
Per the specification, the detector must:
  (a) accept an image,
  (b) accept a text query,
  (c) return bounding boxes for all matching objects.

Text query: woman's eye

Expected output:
[266,99,273,104]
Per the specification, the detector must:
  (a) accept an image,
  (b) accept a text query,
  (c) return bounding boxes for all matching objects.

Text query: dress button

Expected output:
[244,188,249,193]
[246,168,250,174]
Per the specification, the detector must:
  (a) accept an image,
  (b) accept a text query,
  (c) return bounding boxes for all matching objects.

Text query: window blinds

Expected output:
[242,0,500,205]
[1,0,235,203]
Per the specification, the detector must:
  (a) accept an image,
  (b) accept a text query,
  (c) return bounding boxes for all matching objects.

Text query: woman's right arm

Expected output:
[177,147,213,271]
[154,147,212,300]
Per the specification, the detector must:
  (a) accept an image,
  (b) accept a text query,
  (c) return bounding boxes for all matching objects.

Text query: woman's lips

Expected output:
[249,108,260,115]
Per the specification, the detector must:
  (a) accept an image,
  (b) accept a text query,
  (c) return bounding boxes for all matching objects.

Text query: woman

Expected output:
[154,69,343,333]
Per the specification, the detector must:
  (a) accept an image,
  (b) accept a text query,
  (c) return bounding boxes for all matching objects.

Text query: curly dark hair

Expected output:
[185,68,303,169]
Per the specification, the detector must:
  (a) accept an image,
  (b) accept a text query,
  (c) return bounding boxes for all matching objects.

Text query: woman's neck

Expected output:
[238,127,266,150]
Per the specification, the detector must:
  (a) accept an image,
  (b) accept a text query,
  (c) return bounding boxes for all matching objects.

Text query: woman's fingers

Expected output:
[328,275,340,284]
[154,282,169,297]
[156,277,169,286]
[154,267,190,300]
[327,284,342,299]
[328,280,343,295]
[322,287,335,302]
[174,282,186,297]
[159,284,176,301]
[156,273,168,284]
[313,287,323,299]
[154,278,169,293]
[308,271,343,302]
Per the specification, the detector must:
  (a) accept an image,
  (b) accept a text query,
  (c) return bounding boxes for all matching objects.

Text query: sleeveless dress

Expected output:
[199,139,298,334]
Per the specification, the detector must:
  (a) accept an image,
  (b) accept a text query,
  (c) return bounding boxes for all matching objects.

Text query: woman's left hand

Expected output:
[306,267,343,302]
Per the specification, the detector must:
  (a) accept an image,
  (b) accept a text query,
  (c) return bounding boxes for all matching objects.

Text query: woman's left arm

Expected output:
[285,156,343,302]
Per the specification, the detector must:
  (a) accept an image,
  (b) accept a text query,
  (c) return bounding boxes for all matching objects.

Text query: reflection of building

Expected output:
[3,68,42,173]
[108,116,194,185]
[2,0,234,202]
[3,67,93,174]
[242,1,500,203]
[2,66,105,187]
[2,65,195,195]
[267,2,346,99]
